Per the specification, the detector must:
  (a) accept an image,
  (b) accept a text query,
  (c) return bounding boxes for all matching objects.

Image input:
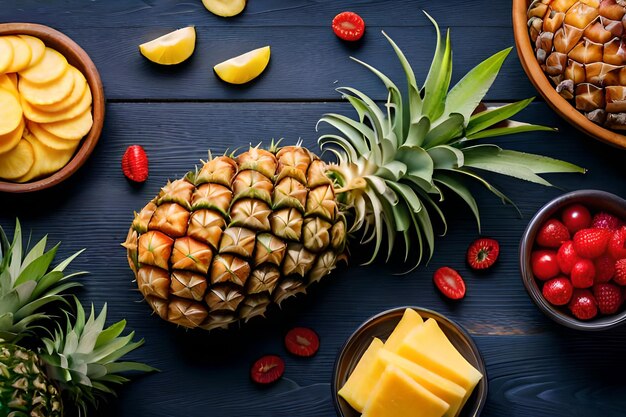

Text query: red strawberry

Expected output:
[542,276,573,306]
[614,259,626,286]
[568,289,598,320]
[332,11,365,41]
[570,259,595,288]
[250,355,285,385]
[466,238,500,270]
[593,283,623,314]
[594,254,616,283]
[557,241,580,275]
[284,327,320,357]
[573,228,612,259]
[536,219,570,248]
[561,204,592,234]
[531,250,560,281]
[592,212,622,230]
[122,145,149,183]
[433,267,466,300]
[608,227,626,260]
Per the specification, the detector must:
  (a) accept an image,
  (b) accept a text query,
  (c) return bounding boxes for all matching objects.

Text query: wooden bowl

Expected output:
[332,306,487,417]
[520,190,626,330]
[0,23,104,193]
[512,0,626,149]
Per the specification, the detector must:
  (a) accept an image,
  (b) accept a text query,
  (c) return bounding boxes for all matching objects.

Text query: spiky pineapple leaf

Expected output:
[422,17,452,121]
[466,120,557,140]
[466,98,535,136]
[422,113,464,148]
[434,171,481,231]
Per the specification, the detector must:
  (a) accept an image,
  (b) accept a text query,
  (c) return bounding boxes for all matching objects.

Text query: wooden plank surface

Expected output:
[2,1,626,416]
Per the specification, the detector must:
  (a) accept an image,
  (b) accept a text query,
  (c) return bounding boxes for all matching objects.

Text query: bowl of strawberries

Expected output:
[520,190,626,331]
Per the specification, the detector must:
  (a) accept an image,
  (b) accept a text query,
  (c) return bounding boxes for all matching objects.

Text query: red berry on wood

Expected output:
[284,327,320,357]
[332,11,365,41]
[122,145,149,183]
[250,355,285,385]
[433,267,466,300]
[466,238,500,270]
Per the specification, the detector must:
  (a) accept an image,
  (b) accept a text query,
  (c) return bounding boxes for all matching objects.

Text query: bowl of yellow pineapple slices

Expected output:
[333,307,487,417]
[513,0,626,149]
[0,23,104,192]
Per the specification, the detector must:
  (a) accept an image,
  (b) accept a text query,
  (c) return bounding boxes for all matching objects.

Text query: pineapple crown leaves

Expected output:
[316,12,585,269]
[0,219,86,343]
[40,297,157,415]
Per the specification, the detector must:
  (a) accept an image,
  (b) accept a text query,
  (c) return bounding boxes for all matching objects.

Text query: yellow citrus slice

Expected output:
[0,38,13,73]
[18,35,45,68]
[27,120,78,150]
[19,66,74,105]
[0,88,23,135]
[19,47,68,84]
[16,132,78,182]
[202,0,246,17]
[139,26,196,65]
[213,46,270,84]
[5,36,32,73]
[0,138,35,180]
[21,85,92,124]
[34,66,88,113]
[0,74,19,98]
[40,107,93,140]
[0,117,24,155]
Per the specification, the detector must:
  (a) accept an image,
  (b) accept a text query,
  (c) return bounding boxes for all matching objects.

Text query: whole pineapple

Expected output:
[125,14,584,330]
[528,0,626,128]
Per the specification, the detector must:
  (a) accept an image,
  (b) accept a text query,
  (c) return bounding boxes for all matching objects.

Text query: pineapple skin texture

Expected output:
[0,344,63,417]
[125,145,348,330]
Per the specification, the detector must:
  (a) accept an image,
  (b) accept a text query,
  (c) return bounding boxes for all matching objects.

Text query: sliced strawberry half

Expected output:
[285,327,320,357]
[250,355,285,385]
[433,267,466,300]
[332,11,365,41]
[466,238,500,270]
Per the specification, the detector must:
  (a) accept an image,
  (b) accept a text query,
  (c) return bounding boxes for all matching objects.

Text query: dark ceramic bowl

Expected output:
[520,190,626,331]
[332,306,487,417]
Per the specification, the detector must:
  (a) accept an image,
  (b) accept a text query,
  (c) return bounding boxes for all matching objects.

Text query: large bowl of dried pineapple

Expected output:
[513,0,626,149]
[0,23,104,193]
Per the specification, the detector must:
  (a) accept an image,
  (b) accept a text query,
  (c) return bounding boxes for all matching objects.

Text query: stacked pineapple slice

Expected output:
[0,35,94,182]
[528,0,626,129]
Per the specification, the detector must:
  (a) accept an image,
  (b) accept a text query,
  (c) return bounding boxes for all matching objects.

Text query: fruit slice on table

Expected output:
[0,139,35,180]
[377,350,466,417]
[4,36,32,73]
[21,82,92,124]
[338,338,385,412]
[0,88,23,136]
[202,0,246,17]
[0,118,24,154]
[250,355,284,385]
[19,47,68,84]
[18,35,45,67]
[384,308,423,353]
[284,327,320,357]
[332,11,366,41]
[466,238,500,270]
[0,37,14,73]
[433,267,466,300]
[27,120,79,151]
[16,132,79,182]
[18,66,74,105]
[40,107,93,140]
[35,66,88,113]
[139,26,196,65]
[214,46,270,84]
[361,365,450,417]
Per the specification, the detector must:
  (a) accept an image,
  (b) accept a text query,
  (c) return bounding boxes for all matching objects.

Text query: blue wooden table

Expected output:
[2,1,626,416]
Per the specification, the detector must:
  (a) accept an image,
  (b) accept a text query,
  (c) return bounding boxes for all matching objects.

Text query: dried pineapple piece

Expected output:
[0,139,35,180]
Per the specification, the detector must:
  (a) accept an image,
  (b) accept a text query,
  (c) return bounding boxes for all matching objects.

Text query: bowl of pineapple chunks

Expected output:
[333,307,487,417]
[513,0,626,149]
[0,23,104,193]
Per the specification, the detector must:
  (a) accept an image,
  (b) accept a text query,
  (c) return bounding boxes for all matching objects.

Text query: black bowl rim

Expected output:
[519,189,626,331]
[331,306,488,417]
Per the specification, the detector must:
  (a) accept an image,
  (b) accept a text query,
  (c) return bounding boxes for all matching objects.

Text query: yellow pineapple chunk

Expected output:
[384,308,424,353]
[338,338,385,412]
[361,365,450,417]
[0,139,34,180]
[396,319,483,400]
[377,349,466,417]
[564,2,600,29]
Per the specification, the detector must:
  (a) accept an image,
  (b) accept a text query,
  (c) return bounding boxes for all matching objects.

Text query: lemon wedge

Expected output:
[139,27,196,65]
[214,46,270,84]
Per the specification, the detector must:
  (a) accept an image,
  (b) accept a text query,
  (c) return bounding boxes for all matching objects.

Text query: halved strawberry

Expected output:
[536,219,570,248]
[332,11,365,41]
[573,228,612,259]
[250,355,285,385]
[433,267,466,300]
[285,327,320,357]
[466,238,500,270]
